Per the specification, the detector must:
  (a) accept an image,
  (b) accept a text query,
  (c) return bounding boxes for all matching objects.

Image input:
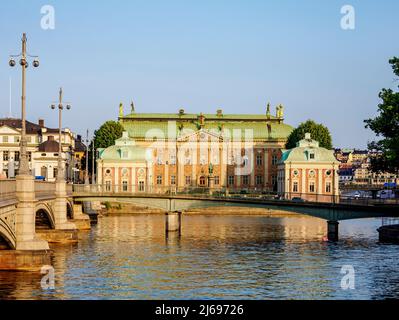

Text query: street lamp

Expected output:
[9,33,40,176]
[50,88,71,182]
[92,137,96,185]
[85,129,90,185]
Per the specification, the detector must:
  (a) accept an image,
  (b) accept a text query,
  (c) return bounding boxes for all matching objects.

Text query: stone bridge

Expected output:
[73,184,399,242]
[0,179,89,253]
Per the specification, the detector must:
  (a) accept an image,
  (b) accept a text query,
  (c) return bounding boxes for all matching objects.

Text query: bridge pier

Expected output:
[1,175,51,271]
[15,175,49,251]
[166,211,182,234]
[327,220,339,242]
[54,181,77,231]
[70,204,91,230]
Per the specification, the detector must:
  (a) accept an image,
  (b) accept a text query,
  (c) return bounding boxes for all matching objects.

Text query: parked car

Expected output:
[291,197,305,203]
[377,190,396,199]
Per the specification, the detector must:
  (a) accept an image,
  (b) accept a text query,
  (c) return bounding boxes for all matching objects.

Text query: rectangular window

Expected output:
[228,175,235,186]
[293,181,298,193]
[27,136,32,143]
[156,175,163,185]
[3,151,9,161]
[139,181,145,192]
[272,155,278,165]
[123,181,128,192]
[309,153,315,160]
[3,136,8,143]
[14,151,20,162]
[185,176,191,186]
[242,175,249,185]
[14,136,20,143]
[214,176,220,185]
[256,175,263,185]
[256,154,263,166]
[309,182,315,193]
[171,175,176,185]
[170,154,176,165]
[326,182,331,193]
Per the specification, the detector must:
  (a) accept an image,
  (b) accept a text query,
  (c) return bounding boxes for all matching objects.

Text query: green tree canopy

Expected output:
[82,121,124,176]
[93,120,124,149]
[364,57,399,174]
[285,120,333,149]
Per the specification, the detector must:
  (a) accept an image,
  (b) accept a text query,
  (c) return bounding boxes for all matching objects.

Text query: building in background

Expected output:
[277,133,340,202]
[0,118,78,181]
[97,105,293,192]
[73,134,87,183]
[334,148,398,187]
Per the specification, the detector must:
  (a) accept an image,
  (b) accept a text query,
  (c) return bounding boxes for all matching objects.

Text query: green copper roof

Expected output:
[119,113,293,140]
[280,136,338,163]
[99,145,148,162]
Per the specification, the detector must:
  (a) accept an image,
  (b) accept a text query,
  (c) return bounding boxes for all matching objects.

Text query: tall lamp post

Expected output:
[50,88,71,182]
[85,129,89,185]
[92,138,96,185]
[9,33,40,176]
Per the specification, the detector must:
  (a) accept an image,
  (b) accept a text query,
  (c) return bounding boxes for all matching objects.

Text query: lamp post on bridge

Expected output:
[85,129,90,185]
[50,88,71,182]
[9,33,40,177]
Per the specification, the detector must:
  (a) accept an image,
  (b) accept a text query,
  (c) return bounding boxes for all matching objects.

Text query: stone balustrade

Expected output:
[0,179,17,203]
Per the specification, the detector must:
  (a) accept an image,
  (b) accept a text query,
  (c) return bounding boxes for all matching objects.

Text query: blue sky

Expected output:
[0,0,398,148]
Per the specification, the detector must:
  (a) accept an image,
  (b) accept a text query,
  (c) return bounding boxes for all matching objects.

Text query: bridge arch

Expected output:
[0,228,15,250]
[35,203,55,230]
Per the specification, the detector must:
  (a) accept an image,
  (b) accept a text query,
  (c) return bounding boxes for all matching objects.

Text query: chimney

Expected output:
[217,109,223,117]
[38,119,45,128]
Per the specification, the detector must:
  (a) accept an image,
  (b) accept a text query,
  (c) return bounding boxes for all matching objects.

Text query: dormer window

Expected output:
[309,153,315,160]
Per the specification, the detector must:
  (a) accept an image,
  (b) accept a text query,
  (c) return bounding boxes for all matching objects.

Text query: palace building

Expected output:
[97,103,294,192]
[277,133,340,202]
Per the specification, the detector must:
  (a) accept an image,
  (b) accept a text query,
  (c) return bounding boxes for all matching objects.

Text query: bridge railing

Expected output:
[35,181,56,199]
[0,179,17,202]
[72,184,399,206]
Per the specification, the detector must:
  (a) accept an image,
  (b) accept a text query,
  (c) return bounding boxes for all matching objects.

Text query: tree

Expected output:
[364,57,399,174]
[285,120,333,149]
[93,120,125,149]
[83,121,124,176]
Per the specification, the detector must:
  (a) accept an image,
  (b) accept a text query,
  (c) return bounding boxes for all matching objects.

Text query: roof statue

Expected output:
[119,103,124,118]
[131,101,135,113]
[276,104,284,118]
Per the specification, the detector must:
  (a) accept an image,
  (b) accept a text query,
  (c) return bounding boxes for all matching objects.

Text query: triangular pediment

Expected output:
[0,125,20,134]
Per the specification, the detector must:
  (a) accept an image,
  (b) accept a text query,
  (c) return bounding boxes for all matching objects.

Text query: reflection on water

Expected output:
[1,214,398,300]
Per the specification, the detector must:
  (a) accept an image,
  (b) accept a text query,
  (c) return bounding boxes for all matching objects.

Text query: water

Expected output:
[0,214,398,300]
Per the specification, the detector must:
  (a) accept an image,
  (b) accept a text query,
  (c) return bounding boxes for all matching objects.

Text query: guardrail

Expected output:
[72,184,399,206]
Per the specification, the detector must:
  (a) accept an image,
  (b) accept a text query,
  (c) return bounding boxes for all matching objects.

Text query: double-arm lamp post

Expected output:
[50,88,71,182]
[9,33,40,176]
